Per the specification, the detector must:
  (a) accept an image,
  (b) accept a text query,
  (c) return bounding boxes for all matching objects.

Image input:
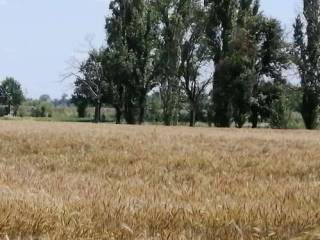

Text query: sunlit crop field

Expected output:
[0,120,320,239]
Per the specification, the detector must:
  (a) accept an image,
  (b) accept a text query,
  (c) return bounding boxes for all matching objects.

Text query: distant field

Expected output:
[0,121,320,239]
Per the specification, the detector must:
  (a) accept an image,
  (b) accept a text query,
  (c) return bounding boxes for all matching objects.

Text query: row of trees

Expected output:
[72,0,320,129]
[0,78,73,118]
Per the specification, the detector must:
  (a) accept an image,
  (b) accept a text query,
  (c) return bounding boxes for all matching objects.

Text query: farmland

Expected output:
[0,120,319,239]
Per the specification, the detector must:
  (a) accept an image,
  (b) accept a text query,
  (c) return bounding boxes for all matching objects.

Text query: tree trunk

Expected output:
[189,104,196,127]
[163,111,172,126]
[138,95,146,125]
[162,103,173,126]
[234,111,246,128]
[77,104,87,118]
[139,106,145,125]
[7,103,11,115]
[251,112,258,128]
[13,106,18,117]
[94,101,101,123]
[160,78,178,126]
[161,97,173,126]
[213,101,232,128]
[301,90,319,130]
[207,104,213,127]
[115,106,122,124]
[124,104,136,125]
[124,91,137,125]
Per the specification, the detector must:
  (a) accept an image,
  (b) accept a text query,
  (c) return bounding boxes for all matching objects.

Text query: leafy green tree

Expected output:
[205,0,238,127]
[245,15,288,128]
[105,0,159,124]
[205,0,259,127]
[71,93,89,118]
[249,81,284,128]
[230,1,260,128]
[225,29,257,128]
[73,49,106,123]
[0,77,25,116]
[31,101,54,118]
[179,0,211,127]
[155,0,189,126]
[270,93,291,129]
[105,0,135,124]
[0,86,6,111]
[248,17,289,128]
[293,1,320,129]
[101,48,127,124]
[205,0,288,128]
[127,0,159,124]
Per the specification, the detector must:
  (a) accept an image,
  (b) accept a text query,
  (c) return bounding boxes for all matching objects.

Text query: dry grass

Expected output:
[0,120,320,239]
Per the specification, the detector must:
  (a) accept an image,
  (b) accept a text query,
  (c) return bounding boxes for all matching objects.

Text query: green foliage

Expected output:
[154,0,191,126]
[0,77,25,116]
[249,81,280,127]
[60,0,310,129]
[71,94,88,118]
[206,0,288,128]
[270,94,291,129]
[73,49,106,123]
[285,84,303,112]
[104,0,159,124]
[293,1,320,129]
[29,101,54,118]
[145,92,162,122]
[179,0,211,127]
[228,28,257,128]
[286,112,305,129]
[206,0,237,127]
[270,84,304,129]
[1,0,313,130]
[301,90,319,130]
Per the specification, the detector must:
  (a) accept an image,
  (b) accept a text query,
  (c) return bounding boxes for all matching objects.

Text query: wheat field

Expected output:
[0,120,320,239]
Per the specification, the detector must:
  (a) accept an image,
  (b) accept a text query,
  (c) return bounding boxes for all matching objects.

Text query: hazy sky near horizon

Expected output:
[0,0,301,99]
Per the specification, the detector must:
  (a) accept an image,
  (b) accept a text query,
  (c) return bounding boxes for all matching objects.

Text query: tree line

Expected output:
[1,0,319,129]
[73,0,307,128]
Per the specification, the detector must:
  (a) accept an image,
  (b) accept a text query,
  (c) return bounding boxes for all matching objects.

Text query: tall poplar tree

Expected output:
[178,0,211,127]
[155,0,188,125]
[205,0,288,128]
[105,0,159,124]
[293,0,320,129]
[205,0,238,127]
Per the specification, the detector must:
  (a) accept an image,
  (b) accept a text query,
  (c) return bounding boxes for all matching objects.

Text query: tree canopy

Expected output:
[68,0,319,129]
[0,77,25,116]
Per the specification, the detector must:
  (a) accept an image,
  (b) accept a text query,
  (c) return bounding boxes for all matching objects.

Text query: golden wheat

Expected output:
[0,120,319,239]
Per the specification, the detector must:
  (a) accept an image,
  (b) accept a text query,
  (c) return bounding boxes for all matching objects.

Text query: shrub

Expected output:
[30,102,53,118]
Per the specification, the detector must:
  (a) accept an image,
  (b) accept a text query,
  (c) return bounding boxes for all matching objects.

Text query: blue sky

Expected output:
[0,0,301,99]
